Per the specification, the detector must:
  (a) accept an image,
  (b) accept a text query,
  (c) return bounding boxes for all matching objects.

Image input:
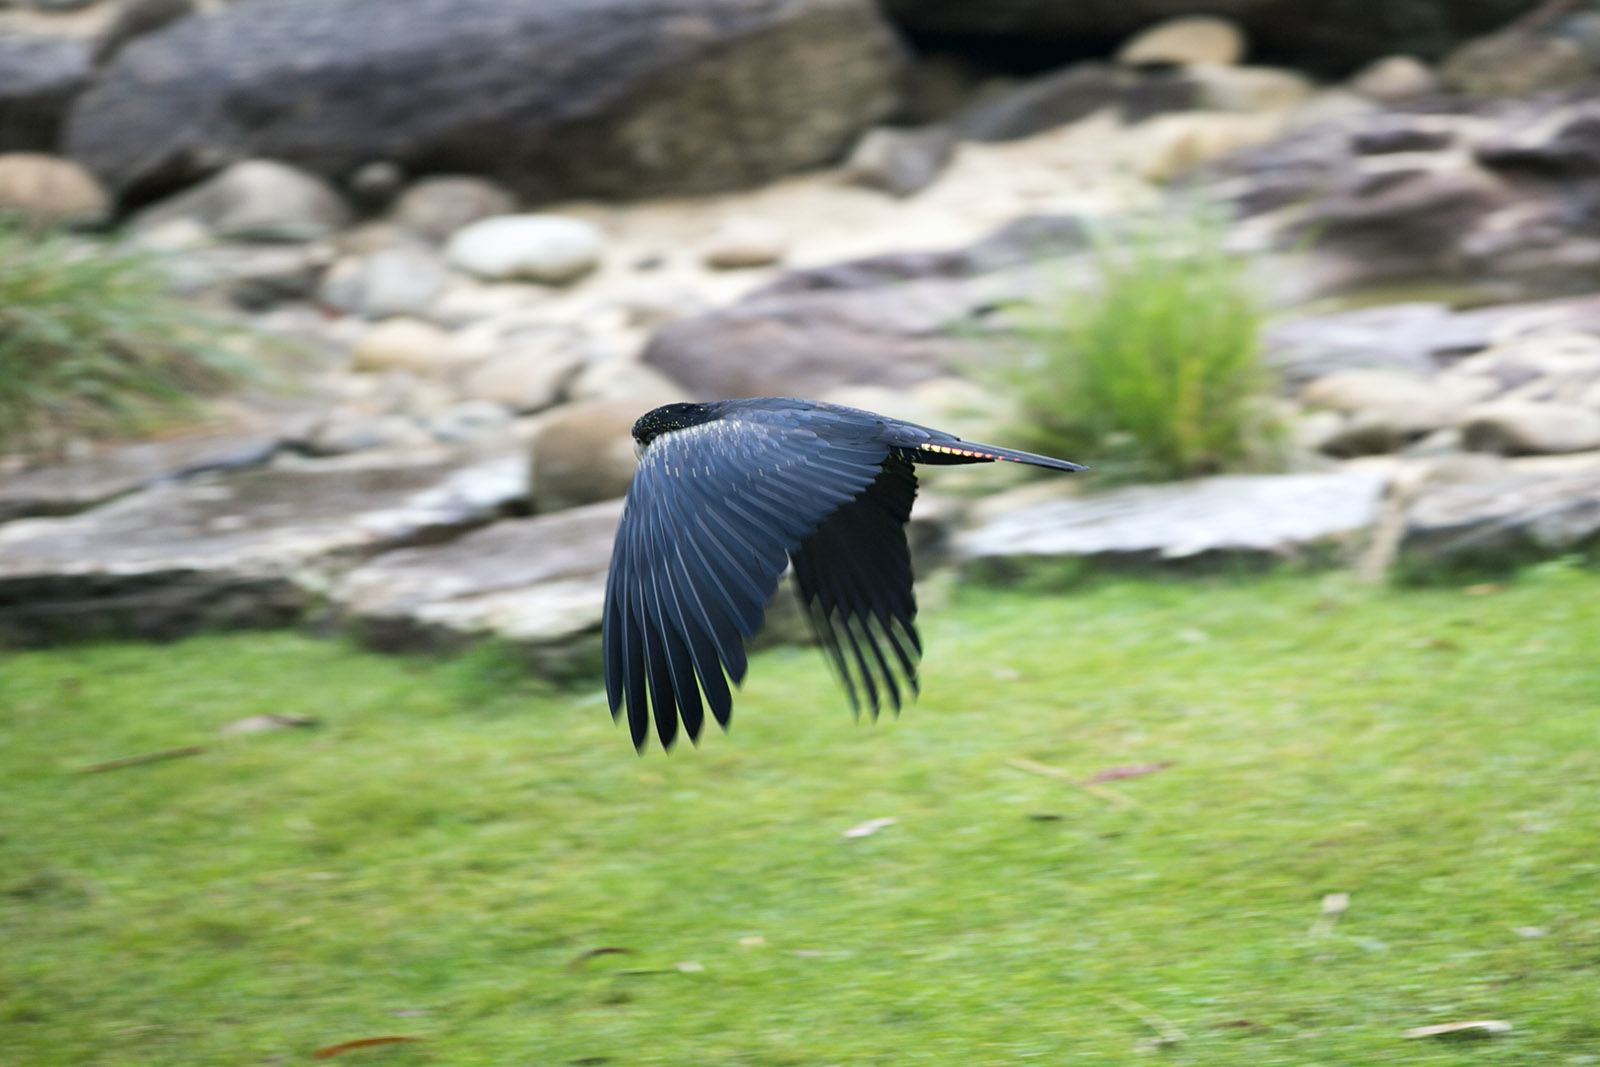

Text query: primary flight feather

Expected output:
[603,397,1084,750]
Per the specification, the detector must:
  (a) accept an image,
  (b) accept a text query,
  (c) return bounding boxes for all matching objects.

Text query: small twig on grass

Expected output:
[314,1036,424,1058]
[1005,758,1140,809]
[1102,994,1188,1048]
[73,746,206,774]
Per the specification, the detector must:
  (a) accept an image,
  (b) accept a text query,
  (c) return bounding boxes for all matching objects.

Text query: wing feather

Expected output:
[604,416,890,749]
[789,456,922,720]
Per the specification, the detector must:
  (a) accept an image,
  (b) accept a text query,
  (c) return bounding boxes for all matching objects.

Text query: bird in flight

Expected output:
[603,397,1084,750]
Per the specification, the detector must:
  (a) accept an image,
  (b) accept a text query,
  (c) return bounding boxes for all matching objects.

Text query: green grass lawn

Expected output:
[3,567,1599,1066]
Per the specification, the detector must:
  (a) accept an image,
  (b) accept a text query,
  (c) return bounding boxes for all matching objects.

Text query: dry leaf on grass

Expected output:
[220,714,319,736]
[1462,583,1507,596]
[314,1035,423,1057]
[1308,892,1350,938]
[1403,1020,1511,1039]
[1085,761,1174,784]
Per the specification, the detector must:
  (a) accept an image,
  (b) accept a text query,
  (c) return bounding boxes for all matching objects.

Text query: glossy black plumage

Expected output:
[603,397,1085,750]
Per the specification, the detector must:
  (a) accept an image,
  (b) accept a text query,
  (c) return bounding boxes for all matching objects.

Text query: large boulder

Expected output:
[333,498,623,669]
[0,151,106,226]
[1402,457,1600,570]
[130,159,352,242]
[64,0,906,204]
[640,276,983,399]
[0,33,90,151]
[0,450,527,645]
[956,471,1392,575]
[881,1,1534,77]
[641,213,1089,399]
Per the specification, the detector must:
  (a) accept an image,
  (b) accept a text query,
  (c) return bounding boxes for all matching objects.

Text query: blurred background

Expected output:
[3,1,1600,1064]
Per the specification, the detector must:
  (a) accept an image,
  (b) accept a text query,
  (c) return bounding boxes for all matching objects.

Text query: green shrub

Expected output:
[0,224,242,462]
[1005,206,1281,484]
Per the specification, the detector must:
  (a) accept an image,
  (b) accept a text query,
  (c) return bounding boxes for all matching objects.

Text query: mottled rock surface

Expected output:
[0,451,526,644]
[957,472,1391,573]
[335,498,621,668]
[1403,456,1600,568]
[0,423,285,523]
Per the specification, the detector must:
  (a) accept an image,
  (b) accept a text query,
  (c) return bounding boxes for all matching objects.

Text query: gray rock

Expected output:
[700,216,787,271]
[1118,15,1246,67]
[1348,55,1438,102]
[333,495,818,669]
[0,423,283,523]
[955,62,1197,142]
[358,244,450,318]
[1461,401,1600,455]
[345,160,406,209]
[65,0,906,203]
[1264,296,1600,389]
[642,213,1097,399]
[1477,99,1600,174]
[956,471,1390,573]
[526,400,642,513]
[427,400,514,446]
[160,242,331,307]
[350,317,455,375]
[0,151,105,226]
[567,358,691,405]
[1403,463,1600,568]
[131,159,353,243]
[1203,85,1600,299]
[641,276,983,399]
[1402,426,1465,458]
[321,244,450,319]
[763,213,1087,293]
[1299,369,1461,454]
[392,175,516,241]
[1440,27,1590,97]
[445,214,603,284]
[457,331,584,412]
[1295,156,1508,274]
[1266,304,1462,388]
[842,124,956,197]
[0,450,527,644]
[334,497,621,666]
[0,33,89,152]
[93,0,196,65]
[1291,409,1348,456]
[1300,368,1453,418]
[301,411,436,457]
[1188,65,1313,113]
[1322,410,1428,458]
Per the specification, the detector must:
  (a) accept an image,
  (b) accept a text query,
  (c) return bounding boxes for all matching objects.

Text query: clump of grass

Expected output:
[0,223,242,462]
[1007,206,1281,484]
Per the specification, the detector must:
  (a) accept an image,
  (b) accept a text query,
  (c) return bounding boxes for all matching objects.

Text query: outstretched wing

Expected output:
[603,414,889,750]
[789,454,921,721]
